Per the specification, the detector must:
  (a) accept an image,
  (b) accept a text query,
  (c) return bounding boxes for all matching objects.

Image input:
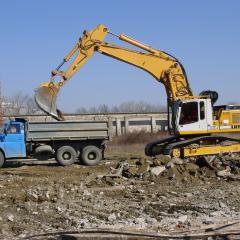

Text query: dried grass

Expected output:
[111,130,169,145]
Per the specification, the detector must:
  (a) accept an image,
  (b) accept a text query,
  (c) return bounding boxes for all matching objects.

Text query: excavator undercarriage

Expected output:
[145,135,240,158]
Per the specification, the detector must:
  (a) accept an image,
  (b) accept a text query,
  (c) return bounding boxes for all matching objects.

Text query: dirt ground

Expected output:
[0,143,240,239]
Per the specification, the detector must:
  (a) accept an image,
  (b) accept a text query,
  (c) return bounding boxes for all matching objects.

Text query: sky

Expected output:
[0,0,239,113]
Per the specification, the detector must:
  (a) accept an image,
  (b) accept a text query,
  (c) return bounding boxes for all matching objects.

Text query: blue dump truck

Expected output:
[0,118,111,167]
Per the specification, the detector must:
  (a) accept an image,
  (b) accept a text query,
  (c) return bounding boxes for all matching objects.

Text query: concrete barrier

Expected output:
[4,112,168,136]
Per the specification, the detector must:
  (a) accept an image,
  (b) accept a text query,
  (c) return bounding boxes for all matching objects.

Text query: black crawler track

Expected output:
[145,135,180,156]
[23,226,240,240]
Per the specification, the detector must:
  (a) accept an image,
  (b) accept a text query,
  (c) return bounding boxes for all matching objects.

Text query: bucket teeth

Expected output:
[34,82,63,121]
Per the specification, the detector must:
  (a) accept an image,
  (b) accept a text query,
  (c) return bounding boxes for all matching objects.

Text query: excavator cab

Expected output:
[175,98,213,134]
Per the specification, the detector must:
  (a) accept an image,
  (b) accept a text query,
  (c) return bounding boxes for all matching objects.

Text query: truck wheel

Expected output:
[80,145,102,166]
[0,152,5,168]
[56,146,77,166]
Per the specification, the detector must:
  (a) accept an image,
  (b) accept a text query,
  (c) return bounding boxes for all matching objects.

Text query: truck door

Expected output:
[4,123,26,158]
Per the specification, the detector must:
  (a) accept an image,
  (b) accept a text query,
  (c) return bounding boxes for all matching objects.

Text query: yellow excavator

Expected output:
[35,24,240,158]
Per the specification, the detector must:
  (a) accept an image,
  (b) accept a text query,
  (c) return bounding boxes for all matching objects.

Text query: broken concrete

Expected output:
[0,144,240,239]
[150,166,166,176]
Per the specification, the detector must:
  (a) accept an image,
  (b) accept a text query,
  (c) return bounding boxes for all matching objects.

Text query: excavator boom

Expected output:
[35,24,192,120]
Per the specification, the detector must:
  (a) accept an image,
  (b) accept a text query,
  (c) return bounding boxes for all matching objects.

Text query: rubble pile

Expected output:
[100,154,240,183]
[0,151,239,239]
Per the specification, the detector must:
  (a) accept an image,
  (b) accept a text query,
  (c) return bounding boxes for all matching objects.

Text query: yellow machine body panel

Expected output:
[217,110,240,128]
[183,144,240,157]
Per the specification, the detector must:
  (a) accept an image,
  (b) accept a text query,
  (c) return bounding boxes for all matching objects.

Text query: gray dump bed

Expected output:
[26,120,110,141]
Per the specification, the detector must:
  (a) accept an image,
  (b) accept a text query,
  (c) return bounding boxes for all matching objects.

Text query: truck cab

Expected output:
[0,120,26,159]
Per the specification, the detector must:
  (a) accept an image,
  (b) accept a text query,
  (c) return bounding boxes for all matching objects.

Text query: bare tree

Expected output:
[98,104,110,113]
[3,92,40,116]
[25,96,39,114]
[118,101,166,113]
[76,107,88,114]
[10,92,27,115]
[227,101,240,105]
[89,106,98,114]
[111,106,120,113]
[76,101,166,114]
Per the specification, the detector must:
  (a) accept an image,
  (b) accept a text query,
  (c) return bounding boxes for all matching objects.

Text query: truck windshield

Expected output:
[7,124,20,134]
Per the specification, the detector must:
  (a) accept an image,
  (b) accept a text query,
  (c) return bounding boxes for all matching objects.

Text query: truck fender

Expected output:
[34,145,54,160]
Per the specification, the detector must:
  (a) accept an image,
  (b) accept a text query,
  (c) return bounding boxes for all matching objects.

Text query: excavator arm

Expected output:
[35,24,193,120]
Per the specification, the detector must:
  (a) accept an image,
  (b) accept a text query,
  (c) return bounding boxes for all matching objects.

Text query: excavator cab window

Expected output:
[179,102,198,125]
[200,101,205,120]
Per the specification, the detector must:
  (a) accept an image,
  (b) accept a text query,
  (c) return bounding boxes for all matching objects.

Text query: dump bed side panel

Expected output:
[26,121,110,141]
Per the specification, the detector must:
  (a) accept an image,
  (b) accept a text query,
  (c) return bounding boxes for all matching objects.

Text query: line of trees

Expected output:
[2,92,167,116]
[76,100,167,114]
[2,91,240,116]
[1,92,39,115]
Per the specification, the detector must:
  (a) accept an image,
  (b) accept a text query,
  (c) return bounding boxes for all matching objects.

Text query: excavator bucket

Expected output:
[34,82,63,121]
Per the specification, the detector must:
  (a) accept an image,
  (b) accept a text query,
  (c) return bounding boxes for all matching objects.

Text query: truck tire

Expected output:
[56,146,77,166]
[0,151,5,168]
[80,145,102,166]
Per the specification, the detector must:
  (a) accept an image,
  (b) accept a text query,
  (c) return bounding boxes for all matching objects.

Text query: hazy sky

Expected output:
[0,0,239,112]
